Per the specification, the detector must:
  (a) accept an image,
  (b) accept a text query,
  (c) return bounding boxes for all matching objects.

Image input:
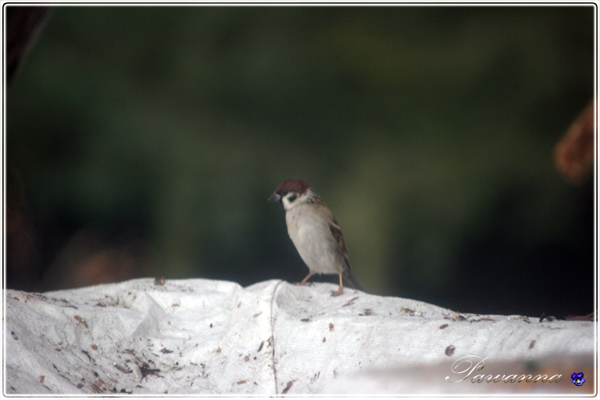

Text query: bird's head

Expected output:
[268,178,315,211]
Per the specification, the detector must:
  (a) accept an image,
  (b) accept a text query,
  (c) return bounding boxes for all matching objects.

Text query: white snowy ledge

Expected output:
[5,278,596,395]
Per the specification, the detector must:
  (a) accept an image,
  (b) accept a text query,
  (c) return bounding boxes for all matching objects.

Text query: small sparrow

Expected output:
[268,178,365,296]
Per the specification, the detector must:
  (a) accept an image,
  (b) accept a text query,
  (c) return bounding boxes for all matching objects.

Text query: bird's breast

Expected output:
[284,207,340,274]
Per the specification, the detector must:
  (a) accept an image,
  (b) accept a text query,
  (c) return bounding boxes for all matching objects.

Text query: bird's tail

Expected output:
[343,268,366,292]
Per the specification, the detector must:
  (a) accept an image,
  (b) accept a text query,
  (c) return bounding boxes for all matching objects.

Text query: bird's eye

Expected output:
[280,190,288,196]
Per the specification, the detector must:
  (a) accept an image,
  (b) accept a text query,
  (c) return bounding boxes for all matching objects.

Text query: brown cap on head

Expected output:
[275,178,313,195]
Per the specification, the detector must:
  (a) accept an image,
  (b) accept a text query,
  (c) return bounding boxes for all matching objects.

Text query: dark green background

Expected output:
[7,6,595,317]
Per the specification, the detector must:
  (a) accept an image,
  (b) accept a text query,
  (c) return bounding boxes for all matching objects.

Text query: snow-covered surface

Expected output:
[4,278,596,395]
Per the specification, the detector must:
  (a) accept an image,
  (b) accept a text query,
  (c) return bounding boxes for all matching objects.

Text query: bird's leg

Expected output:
[331,274,344,296]
[298,272,313,286]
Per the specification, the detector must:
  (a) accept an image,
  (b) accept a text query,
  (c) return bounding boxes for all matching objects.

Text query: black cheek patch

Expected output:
[287,193,297,203]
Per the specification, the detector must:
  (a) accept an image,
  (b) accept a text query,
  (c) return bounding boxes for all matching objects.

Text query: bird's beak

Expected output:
[268,193,280,202]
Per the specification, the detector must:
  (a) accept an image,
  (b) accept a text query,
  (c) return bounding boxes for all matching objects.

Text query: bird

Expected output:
[268,178,365,296]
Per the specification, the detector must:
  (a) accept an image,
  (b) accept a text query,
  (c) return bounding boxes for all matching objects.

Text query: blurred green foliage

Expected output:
[7,6,594,316]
